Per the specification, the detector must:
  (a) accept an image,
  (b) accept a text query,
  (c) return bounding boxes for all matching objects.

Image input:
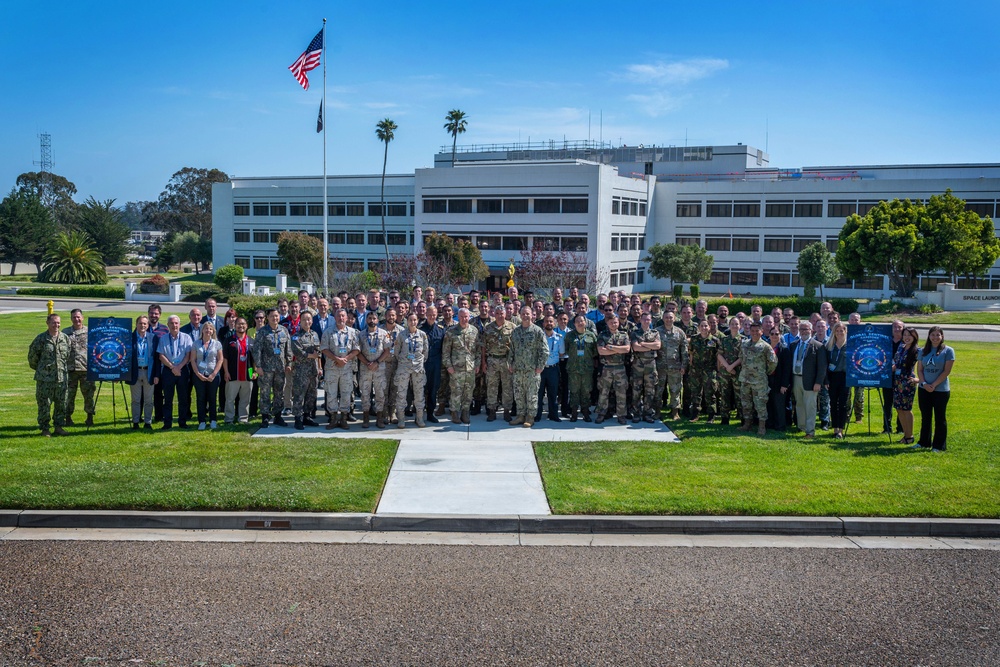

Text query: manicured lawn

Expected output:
[866,311,1000,326]
[0,312,396,512]
[536,341,999,518]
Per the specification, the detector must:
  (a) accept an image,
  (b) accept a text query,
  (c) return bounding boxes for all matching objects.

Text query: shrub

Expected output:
[919,303,943,314]
[689,285,700,300]
[704,296,859,317]
[214,264,244,293]
[873,300,904,315]
[139,274,170,294]
[39,231,108,285]
[229,293,298,322]
[672,284,683,300]
[17,285,125,299]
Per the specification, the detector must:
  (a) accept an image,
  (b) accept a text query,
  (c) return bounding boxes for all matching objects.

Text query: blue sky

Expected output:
[3,1,999,204]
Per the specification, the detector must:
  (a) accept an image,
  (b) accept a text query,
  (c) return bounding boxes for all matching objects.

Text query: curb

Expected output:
[3,510,999,538]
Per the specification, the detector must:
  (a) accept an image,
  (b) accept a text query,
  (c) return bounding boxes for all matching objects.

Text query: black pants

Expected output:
[828,371,849,430]
[917,388,950,450]
[424,360,442,415]
[194,375,221,424]
[161,369,192,428]
[536,365,559,420]
[766,379,787,430]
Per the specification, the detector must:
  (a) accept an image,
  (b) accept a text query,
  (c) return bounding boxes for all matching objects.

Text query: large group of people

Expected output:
[27,289,955,451]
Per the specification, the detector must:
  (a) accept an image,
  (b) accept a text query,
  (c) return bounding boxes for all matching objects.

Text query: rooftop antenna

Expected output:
[34,132,53,173]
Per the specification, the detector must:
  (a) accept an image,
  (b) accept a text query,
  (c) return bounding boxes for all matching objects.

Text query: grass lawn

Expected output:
[866,311,1000,326]
[0,311,396,512]
[536,341,999,518]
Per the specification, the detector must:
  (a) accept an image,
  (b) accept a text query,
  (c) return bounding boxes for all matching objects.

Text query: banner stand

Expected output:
[89,381,132,430]
[843,387,889,443]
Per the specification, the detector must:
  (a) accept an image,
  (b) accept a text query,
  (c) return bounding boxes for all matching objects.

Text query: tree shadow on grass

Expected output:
[827,433,918,458]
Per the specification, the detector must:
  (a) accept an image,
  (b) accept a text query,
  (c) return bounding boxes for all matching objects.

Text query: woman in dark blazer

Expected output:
[765,330,791,430]
[824,322,849,439]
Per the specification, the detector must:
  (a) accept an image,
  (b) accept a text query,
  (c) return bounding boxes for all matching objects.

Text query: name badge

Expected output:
[577,350,584,357]
[272,346,280,355]
[338,347,348,355]
[369,348,378,356]
[894,369,901,376]
[828,363,837,371]
[239,354,247,362]
[406,353,415,360]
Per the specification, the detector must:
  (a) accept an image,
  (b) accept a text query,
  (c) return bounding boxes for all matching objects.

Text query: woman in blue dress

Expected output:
[892,327,919,445]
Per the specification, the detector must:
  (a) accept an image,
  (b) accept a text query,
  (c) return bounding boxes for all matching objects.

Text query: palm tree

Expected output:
[40,230,107,284]
[443,109,468,167]
[375,118,398,270]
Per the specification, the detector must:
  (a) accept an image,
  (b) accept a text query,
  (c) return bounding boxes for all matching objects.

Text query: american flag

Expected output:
[288,29,323,90]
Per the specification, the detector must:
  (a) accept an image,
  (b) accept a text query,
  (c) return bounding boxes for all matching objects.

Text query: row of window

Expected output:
[704,269,885,290]
[609,267,646,288]
[611,233,646,252]
[676,234,839,254]
[420,234,588,252]
[676,200,881,219]
[422,197,588,214]
[235,230,414,246]
[235,202,415,218]
[612,196,647,217]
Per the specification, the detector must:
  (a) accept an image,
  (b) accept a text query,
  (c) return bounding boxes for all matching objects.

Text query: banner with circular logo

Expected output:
[87,317,134,382]
[845,323,892,388]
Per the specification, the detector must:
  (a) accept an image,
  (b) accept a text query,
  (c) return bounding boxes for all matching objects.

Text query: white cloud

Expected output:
[626,92,690,118]
[624,58,729,85]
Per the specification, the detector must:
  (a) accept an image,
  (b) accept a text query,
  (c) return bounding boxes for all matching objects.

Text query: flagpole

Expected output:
[321,18,329,296]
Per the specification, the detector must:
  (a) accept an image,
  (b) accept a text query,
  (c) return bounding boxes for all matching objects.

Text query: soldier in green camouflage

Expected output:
[595,314,631,425]
[738,321,778,436]
[290,311,321,430]
[716,317,745,425]
[563,314,598,422]
[254,308,293,428]
[508,306,548,427]
[442,308,479,424]
[65,309,95,427]
[358,313,391,428]
[654,311,688,421]
[381,308,405,424]
[480,305,515,422]
[393,313,428,429]
[28,313,72,436]
[688,320,719,422]
[630,312,661,423]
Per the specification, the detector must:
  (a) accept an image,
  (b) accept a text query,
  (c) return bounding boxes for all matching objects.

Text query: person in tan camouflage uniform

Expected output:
[738,321,778,436]
[630,312,661,423]
[393,313,428,429]
[443,307,479,424]
[381,307,405,424]
[65,309,95,427]
[358,313,391,428]
[653,311,688,421]
[480,304,515,422]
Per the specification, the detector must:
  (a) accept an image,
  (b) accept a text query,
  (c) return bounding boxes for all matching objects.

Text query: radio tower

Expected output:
[34,133,53,173]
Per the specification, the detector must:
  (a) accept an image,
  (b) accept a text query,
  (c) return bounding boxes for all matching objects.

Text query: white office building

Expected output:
[212,141,1000,296]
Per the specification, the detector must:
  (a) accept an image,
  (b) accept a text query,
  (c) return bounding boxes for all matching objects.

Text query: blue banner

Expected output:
[87,317,133,382]
[845,323,892,388]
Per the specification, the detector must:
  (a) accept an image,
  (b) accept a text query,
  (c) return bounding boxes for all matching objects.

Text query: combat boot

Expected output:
[53,426,69,436]
[338,413,350,430]
[85,414,94,427]
[345,408,357,422]
[720,416,730,426]
[510,415,525,426]
[670,409,680,420]
[294,417,304,431]
[434,404,446,417]
[470,401,481,416]
[617,415,628,425]
[40,428,51,437]
[415,416,426,428]
[461,409,471,425]
[569,408,578,423]
[486,408,496,422]
[376,411,386,429]
[450,410,461,424]
[582,408,592,423]
[303,416,319,427]
[325,414,338,430]
[738,420,753,431]
[595,413,606,424]
[757,423,767,437]
[363,410,370,429]
[503,409,512,423]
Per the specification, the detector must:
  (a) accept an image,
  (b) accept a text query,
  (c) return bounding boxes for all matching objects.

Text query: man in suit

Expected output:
[788,321,827,439]
[127,314,158,429]
[203,298,225,335]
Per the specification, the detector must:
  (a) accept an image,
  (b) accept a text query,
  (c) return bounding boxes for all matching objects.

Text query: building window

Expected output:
[330,203,347,217]
[561,237,588,252]
[504,199,528,213]
[966,200,994,217]
[533,236,560,251]
[424,199,447,214]
[448,199,472,213]
[765,202,793,217]
[387,233,406,246]
[638,236,645,251]
[676,235,700,247]
[764,237,792,253]
[502,236,528,251]
[919,275,949,290]
[639,202,647,216]
[828,201,857,218]
[676,202,702,217]
[857,201,878,216]
[253,203,269,216]
[306,203,323,216]
[854,275,884,290]
[793,237,822,252]
[763,272,791,287]
[234,203,250,216]
[609,273,618,288]
[706,202,733,217]
[476,236,502,250]
[328,231,345,244]
[562,198,589,213]
[306,232,322,241]
[636,269,645,284]
[478,199,502,214]
[795,201,823,217]
[731,236,759,252]
[410,203,415,217]
[387,203,407,216]
[368,204,384,217]
[705,236,731,252]
[253,230,270,243]
[234,230,250,243]
[346,203,365,216]
[731,271,758,286]
[289,203,307,216]
[534,199,561,213]
[346,232,365,244]
[234,256,250,269]
[253,258,270,270]
[707,270,729,285]
[733,202,760,217]
[826,238,839,253]
[269,231,283,243]
[611,236,619,251]
[269,203,286,216]
[791,273,803,288]
[343,261,364,273]
[368,232,384,246]
[831,276,853,289]
[612,199,621,215]
[629,201,639,216]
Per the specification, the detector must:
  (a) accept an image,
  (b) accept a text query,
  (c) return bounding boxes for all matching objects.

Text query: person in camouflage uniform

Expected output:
[253,309,293,428]
[358,313,391,428]
[738,322,778,436]
[654,311,688,421]
[442,308,479,424]
[508,306,548,427]
[716,317,745,425]
[434,304,456,416]
[381,308,405,424]
[65,309,96,427]
[563,314,598,422]
[595,314,632,425]
[471,301,493,416]
[393,313,428,428]
[290,311,321,430]
[320,309,360,430]
[28,313,71,436]
[687,320,719,422]
[630,312,661,423]
[480,305,515,422]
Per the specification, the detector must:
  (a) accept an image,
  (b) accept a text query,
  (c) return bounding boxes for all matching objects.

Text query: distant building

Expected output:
[212,141,1000,296]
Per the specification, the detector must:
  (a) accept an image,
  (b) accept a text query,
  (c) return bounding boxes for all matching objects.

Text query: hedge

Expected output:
[17,286,126,299]
[700,296,859,316]
[229,293,299,321]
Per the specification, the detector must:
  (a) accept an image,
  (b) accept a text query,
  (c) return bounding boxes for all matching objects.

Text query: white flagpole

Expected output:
[322,18,329,296]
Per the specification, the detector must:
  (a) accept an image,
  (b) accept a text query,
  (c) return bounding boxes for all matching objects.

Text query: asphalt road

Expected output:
[1,541,997,666]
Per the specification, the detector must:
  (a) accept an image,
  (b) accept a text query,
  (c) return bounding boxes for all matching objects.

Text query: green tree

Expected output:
[119,200,153,230]
[797,241,841,298]
[836,198,933,298]
[214,263,245,293]
[75,197,131,266]
[275,231,324,283]
[145,167,229,239]
[0,188,58,274]
[40,230,107,285]
[924,189,1000,284]
[444,109,468,167]
[685,244,715,286]
[171,231,204,273]
[423,232,488,287]
[643,243,692,288]
[375,118,398,270]
[153,239,174,272]
[16,171,78,228]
